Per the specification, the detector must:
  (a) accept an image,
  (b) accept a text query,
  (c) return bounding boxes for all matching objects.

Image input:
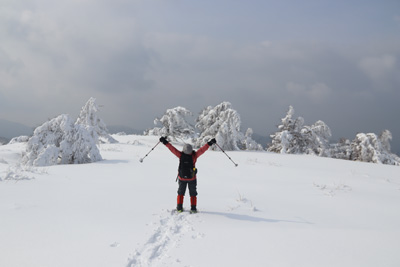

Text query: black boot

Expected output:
[190,205,197,213]
[177,204,183,212]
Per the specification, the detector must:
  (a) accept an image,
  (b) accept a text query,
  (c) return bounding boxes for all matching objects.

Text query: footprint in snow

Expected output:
[110,242,120,248]
[126,209,203,267]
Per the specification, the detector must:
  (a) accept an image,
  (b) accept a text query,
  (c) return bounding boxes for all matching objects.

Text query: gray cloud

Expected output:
[141,38,400,152]
[1,0,400,153]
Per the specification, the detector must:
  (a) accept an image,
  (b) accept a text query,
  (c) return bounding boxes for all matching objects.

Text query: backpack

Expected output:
[178,153,196,178]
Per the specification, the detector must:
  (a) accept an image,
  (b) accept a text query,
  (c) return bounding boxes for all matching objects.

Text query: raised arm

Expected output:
[160,136,182,158]
[165,143,182,158]
[194,138,216,159]
[195,143,210,159]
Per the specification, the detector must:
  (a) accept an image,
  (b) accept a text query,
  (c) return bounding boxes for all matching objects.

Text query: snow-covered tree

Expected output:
[380,129,393,152]
[301,120,332,156]
[267,106,331,156]
[240,128,264,151]
[195,102,242,150]
[350,130,400,165]
[145,106,195,139]
[330,138,352,160]
[76,97,116,144]
[20,97,121,166]
[22,114,102,166]
[268,106,305,154]
[69,123,103,164]
[22,114,70,166]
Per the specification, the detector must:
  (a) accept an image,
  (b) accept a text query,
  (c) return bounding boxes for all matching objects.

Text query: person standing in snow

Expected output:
[160,136,216,213]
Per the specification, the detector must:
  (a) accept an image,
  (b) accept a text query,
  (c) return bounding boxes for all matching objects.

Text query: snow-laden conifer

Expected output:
[350,130,400,165]
[268,106,331,156]
[241,128,264,151]
[330,138,352,160]
[301,120,332,156]
[70,123,103,164]
[268,106,304,154]
[21,97,113,166]
[22,114,102,166]
[195,102,243,150]
[145,106,195,139]
[22,114,71,166]
[76,97,116,144]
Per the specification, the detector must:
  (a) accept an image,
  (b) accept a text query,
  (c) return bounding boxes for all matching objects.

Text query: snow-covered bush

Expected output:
[330,138,352,160]
[144,126,162,136]
[76,97,116,144]
[195,102,243,150]
[145,106,195,139]
[267,106,331,156]
[350,130,400,165]
[9,136,30,144]
[22,114,102,166]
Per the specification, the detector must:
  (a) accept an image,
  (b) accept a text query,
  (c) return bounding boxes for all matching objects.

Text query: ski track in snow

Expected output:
[127,209,203,267]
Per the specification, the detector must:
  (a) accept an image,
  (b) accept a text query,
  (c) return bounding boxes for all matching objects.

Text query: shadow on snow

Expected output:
[201,211,313,225]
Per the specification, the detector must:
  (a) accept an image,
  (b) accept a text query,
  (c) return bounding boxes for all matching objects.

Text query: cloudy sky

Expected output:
[1,0,400,151]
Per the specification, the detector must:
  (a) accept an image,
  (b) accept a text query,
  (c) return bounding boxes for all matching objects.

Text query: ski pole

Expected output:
[214,143,238,167]
[139,141,161,163]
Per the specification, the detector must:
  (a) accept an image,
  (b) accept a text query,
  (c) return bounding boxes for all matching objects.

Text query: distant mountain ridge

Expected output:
[0,119,144,140]
[252,133,270,149]
[0,119,33,140]
[107,125,144,135]
[0,137,9,145]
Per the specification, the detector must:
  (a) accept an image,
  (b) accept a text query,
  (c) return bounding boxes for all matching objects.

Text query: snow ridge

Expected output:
[127,209,202,267]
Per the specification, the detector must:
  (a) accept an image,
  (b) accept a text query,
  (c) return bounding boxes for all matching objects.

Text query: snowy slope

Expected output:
[1,135,399,267]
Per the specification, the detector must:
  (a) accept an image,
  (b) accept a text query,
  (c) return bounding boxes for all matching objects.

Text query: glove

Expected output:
[160,136,169,145]
[207,138,216,146]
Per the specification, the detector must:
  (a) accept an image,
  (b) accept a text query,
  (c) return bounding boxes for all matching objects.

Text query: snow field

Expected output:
[1,135,400,267]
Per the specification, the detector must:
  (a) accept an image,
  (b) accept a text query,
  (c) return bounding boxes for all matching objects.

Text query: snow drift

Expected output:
[1,134,399,267]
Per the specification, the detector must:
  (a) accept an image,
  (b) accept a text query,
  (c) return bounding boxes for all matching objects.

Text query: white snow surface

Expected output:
[1,135,399,267]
